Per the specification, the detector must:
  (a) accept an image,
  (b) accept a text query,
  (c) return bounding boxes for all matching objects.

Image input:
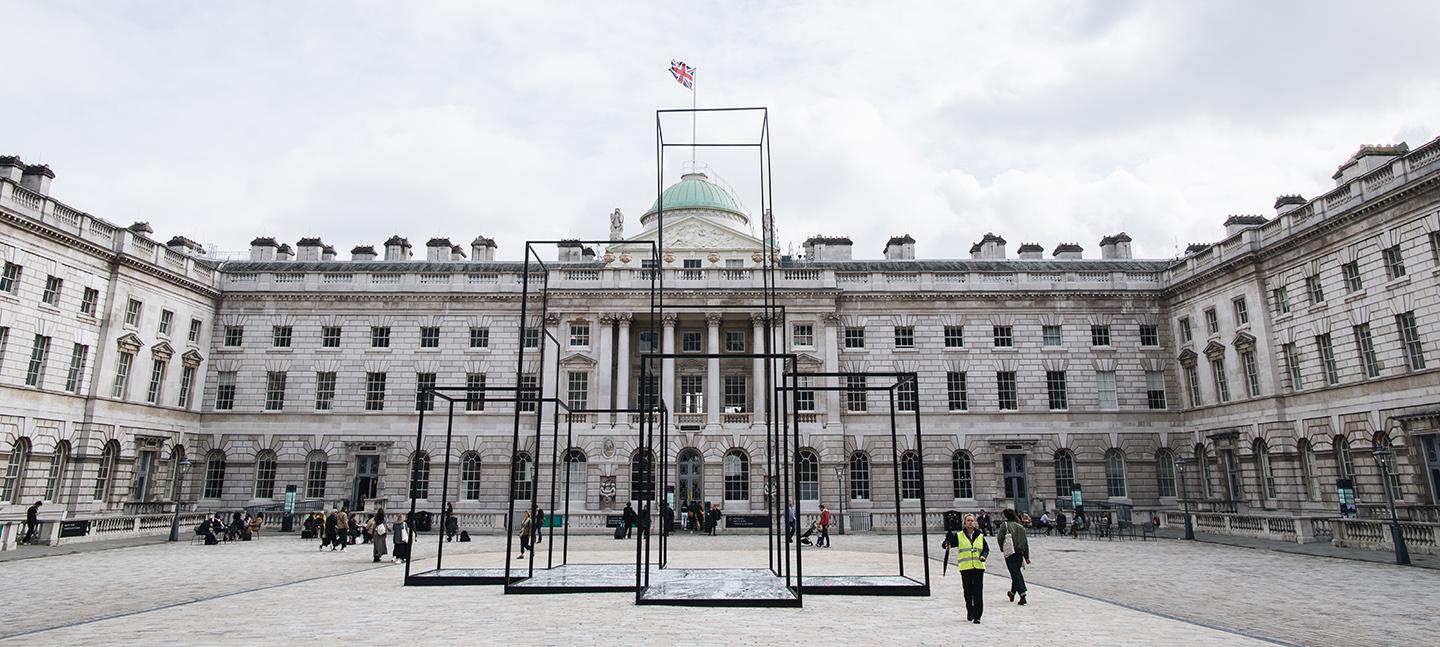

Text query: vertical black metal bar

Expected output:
[912,378,931,589]
[789,359,803,602]
[405,400,424,582]
[562,415,573,567]
[436,397,455,572]
[889,387,905,578]
[546,397,560,570]
[505,249,532,584]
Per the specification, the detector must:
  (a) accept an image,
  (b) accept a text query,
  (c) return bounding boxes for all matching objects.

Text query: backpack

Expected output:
[459,530,471,542]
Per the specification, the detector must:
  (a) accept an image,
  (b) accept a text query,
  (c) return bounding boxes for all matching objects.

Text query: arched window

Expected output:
[848,451,870,500]
[1335,435,1357,494]
[2,438,31,503]
[951,450,973,499]
[564,448,587,501]
[1105,449,1127,498]
[723,450,749,502]
[1155,449,1177,498]
[1373,431,1402,500]
[797,449,819,501]
[253,450,278,499]
[900,451,923,500]
[202,449,226,499]
[512,452,533,501]
[1254,439,1275,500]
[46,440,71,502]
[409,451,431,500]
[677,449,703,506]
[460,451,482,500]
[630,449,655,501]
[1195,443,1213,498]
[1298,439,1319,501]
[1054,450,1075,498]
[94,440,120,501]
[304,450,327,500]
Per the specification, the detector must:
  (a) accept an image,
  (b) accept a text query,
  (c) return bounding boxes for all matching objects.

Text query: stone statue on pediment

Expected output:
[610,208,624,241]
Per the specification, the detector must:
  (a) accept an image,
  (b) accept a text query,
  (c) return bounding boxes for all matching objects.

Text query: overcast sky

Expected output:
[4,1,1438,261]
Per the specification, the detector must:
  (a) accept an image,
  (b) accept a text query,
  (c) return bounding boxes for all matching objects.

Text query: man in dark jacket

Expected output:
[622,503,637,538]
[23,501,41,544]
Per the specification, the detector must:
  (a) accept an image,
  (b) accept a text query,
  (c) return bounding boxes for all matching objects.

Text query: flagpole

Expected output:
[691,70,697,165]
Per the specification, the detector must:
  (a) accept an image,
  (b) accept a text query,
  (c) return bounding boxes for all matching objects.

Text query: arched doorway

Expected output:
[677,449,703,508]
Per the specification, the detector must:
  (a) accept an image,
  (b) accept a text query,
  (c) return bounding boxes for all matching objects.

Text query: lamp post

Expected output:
[168,458,192,542]
[1175,456,1195,541]
[1372,445,1410,566]
[832,465,846,535]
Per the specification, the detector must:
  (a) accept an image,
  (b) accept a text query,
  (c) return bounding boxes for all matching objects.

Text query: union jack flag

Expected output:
[670,60,695,89]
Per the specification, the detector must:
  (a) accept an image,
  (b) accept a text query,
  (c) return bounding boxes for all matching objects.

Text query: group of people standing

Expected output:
[195,511,264,544]
[302,507,410,563]
[948,509,1032,624]
[676,501,722,535]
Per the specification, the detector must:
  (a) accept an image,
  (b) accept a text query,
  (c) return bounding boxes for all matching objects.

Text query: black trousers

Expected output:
[22,521,37,543]
[960,569,984,620]
[818,525,830,547]
[1005,553,1027,594]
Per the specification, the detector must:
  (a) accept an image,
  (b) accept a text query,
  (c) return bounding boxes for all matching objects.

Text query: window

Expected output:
[186,318,202,344]
[566,371,588,410]
[1298,439,1319,501]
[569,323,590,348]
[996,371,1017,410]
[0,261,21,293]
[512,453,534,501]
[1091,325,1111,347]
[305,452,328,499]
[370,326,390,348]
[944,325,965,348]
[1274,287,1291,314]
[1140,324,1159,347]
[1354,324,1380,378]
[900,451,923,500]
[44,441,69,501]
[1204,309,1219,334]
[1184,365,1201,407]
[1145,370,1167,409]
[25,334,51,387]
[679,375,704,413]
[1042,325,1062,347]
[1179,317,1193,343]
[723,375,747,412]
[1335,435,1357,493]
[125,298,142,326]
[465,373,486,411]
[159,310,173,336]
[1433,231,1440,264]
[1255,439,1276,500]
[307,371,335,411]
[993,325,1013,347]
[951,450,973,498]
[1242,350,1261,397]
[1342,262,1363,292]
[630,450,655,500]
[723,450,749,501]
[313,326,338,348]
[522,327,540,349]
[897,376,917,412]
[91,441,120,501]
[682,331,702,352]
[797,450,819,501]
[265,371,287,410]
[254,451,277,499]
[726,330,746,352]
[0,327,8,366]
[365,372,387,411]
[111,351,134,399]
[1096,370,1117,410]
[1210,358,1230,403]
[224,325,243,347]
[271,326,292,348]
[1317,334,1339,385]
[460,452,481,500]
[1396,311,1426,370]
[893,326,914,349]
[946,371,968,411]
[793,324,814,347]
[1282,342,1302,390]
[844,326,865,349]
[415,373,436,411]
[1305,274,1324,304]
[1105,449,1127,497]
[1054,450,1075,497]
[469,327,489,348]
[80,287,99,316]
[1155,449,1177,497]
[845,375,867,412]
[215,371,236,409]
[1383,245,1406,279]
[407,451,431,499]
[203,450,226,499]
[1046,371,1069,410]
[65,343,88,393]
[518,374,538,412]
[145,359,167,404]
[1196,444,1214,498]
[1,438,29,503]
[41,275,62,306]
[1233,297,1249,325]
[411,326,438,349]
[564,448,588,501]
[849,452,870,500]
[638,331,656,353]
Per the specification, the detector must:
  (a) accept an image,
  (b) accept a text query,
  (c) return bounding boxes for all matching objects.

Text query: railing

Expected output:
[564,413,592,424]
[1358,503,1440,523]
[720,412,751,425]
[1156,510,1328,544]
[869,510,945,531]
[322,273,353,284]
[419,273,450,284]
[8,183,43,209]
[273,273,304,284]
[674,413,706,425]
[783,269,821,281]
[1331,518,1440,554]
[563,270,599,281]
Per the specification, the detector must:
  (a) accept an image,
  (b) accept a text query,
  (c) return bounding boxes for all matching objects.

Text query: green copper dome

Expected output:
[644,173,744,217]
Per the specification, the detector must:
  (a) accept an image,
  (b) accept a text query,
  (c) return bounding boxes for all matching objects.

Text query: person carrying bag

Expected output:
[996,509,1031,606]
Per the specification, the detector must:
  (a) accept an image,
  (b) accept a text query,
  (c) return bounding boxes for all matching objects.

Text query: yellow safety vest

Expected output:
[954,531,986,571]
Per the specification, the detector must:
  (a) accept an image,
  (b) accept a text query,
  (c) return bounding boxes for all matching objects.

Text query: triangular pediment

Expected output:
[1177,348,1198,367]
[610,213,764,253]
[116,332,143,353]
[559,352,597,366]
[181,349,205,368]
[792,352,824,367]
[150,341,175,360]
[1203,340,1227,360]
[1231,331,1257,352]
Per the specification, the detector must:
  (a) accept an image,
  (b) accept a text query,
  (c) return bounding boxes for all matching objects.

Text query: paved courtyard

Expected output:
[0,531,1432,646]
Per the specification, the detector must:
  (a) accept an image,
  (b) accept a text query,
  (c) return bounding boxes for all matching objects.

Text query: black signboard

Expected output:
[59,520,90,538]
[725,514,770,529]
[1336,479,1357,518]
[606,515,625,528]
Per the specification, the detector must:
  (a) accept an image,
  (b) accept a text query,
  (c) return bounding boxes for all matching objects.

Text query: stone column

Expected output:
[707,312,722,427]
[752,314,767,425]
[615,314,632,425]
[595,313,615,425]
[823,313,842,425]
[661,313,677,417]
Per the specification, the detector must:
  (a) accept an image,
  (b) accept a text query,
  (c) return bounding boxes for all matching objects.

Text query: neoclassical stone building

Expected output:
[2,141,1438,530]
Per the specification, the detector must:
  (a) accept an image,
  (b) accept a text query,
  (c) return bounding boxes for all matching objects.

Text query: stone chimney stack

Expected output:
[351,245,377,261]
[166,236,205,257]
[883,235,916,260]
[972,233,1006,259]
[0,156,24,182]
[1273,194,1307,217]
[471,236,497,261]
[1017,243,1044,260]
[1052,243,1083,260]
[321,245,337,261]
[249,237,278,261]
[426,238,452,262]
[1223,215,1268,238]
[1185,243,1212,256]
[296,238,325,261]
[275,243,295,261]
[19,163,55,195]
[557,240,584,262]
[450,245,466,261]
[1099,235,1117,259]
[1111,232,1133,259]
[384,236,412,261]
[804,236,852,261]
[1333,143,1408,186]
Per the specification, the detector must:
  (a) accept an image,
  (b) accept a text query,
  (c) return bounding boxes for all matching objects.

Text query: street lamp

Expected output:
[168,458,192,542]
[832,465,846,535]
[1372,444,1410,566]
[1175,456,1195,541]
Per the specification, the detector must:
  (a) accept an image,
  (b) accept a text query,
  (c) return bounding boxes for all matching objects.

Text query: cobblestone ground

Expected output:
[0,532,1432,646]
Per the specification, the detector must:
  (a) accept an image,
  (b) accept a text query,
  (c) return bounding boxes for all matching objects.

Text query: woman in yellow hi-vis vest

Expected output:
[956,513,989,623]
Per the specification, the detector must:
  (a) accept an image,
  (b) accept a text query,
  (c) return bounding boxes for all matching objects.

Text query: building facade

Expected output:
[2,142,1438,528]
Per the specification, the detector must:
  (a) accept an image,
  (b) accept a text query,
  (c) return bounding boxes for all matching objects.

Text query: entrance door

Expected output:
[677,449,702,508]
[1221,449,1242,502]
[133,449,157,501]
[1003,454,1028,514]
[353,455,380,510]
[1422,435,1440,505]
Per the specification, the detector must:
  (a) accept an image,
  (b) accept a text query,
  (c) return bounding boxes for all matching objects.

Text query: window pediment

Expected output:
[1203,341,1227,361]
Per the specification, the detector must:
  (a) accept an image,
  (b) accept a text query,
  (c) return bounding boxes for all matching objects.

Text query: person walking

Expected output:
[335,507,350,550]
[391,513,410,564]
[786,499,798,543]
[323,509,339,550]
[708,503,721,536]
[22,501,41,545]
[997,509,1031,605]
[622,502,637,539]
[816,504,831,548]
[978,510,993,536]
[368,510,389,563]
[533,507,545,545]
[516,510,533,559]
[444,502,459,542]
[956,513,989,624]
